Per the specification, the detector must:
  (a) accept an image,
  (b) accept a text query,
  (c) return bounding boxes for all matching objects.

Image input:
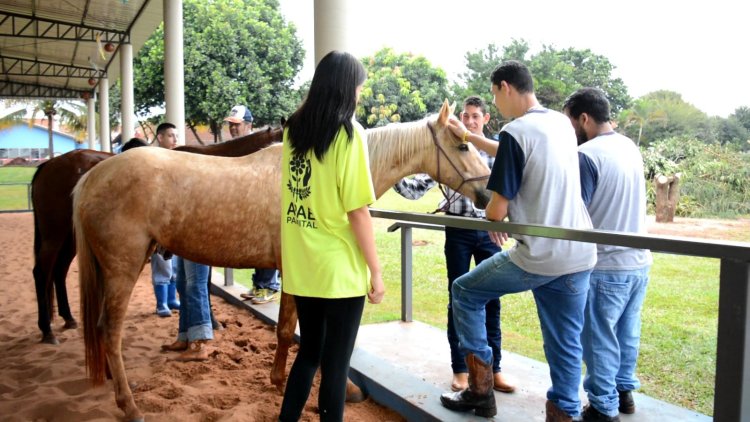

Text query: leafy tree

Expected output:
[357,48,450,128]
[731,106,750,132]
[619,97,666,146]
[529,46,631,115]
[134,0,304,141]
[452,42,522,135]
[453,40,631,135]
[711,116,749,150]
[619,91,710,146]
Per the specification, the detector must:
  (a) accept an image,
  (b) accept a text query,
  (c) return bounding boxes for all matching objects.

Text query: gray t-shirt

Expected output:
[488,107,597,276]
[579,132,653,270]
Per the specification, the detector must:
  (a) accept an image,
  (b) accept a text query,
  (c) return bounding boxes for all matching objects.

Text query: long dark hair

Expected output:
[286,51,367,161]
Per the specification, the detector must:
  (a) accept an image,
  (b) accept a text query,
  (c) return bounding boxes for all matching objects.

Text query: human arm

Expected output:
[393,174,436,200]
[447,118,499,156]
[348,206,385,304]
[485,192,510,246]
[578,151,598,207]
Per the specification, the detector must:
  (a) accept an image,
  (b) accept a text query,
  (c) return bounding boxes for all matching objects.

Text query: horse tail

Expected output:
[73,179,107,385]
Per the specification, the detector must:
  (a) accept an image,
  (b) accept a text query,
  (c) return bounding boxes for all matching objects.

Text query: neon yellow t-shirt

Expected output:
[280,121,376,298]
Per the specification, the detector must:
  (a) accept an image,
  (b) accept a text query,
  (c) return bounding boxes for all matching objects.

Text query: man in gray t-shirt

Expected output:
[440,60,597,421]
[565,88,652,422]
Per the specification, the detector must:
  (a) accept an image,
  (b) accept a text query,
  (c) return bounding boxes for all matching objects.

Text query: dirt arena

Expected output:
[0,212,404,421]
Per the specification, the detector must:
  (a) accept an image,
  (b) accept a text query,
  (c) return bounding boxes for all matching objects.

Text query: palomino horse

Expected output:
[31,127,282,344]
[73,101,491,421]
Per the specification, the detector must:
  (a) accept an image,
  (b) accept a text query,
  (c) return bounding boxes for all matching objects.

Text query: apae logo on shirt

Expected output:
[286,153,317,229]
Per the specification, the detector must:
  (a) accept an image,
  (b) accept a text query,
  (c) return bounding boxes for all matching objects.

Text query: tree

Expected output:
[731,106,750,132]
[619,97,666,146]
[357,48,450,128]
[134,0,304,142]
[452,42,521,135]
[619,91,709,146]
[529,46,631,115]
[453,40,631,135]
[30,101,88,157]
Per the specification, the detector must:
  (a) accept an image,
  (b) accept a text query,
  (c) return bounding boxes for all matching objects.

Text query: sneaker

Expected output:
[582,404,620,422]
[618,390,635,414]
[251,289,280,304]
[240,288,261,300]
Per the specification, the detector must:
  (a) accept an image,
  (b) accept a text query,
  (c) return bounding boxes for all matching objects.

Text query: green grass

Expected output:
[0,167,36,211]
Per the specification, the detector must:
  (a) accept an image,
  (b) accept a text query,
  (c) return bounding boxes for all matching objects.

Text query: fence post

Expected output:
[713,259,750,421]
[224,268,234,287]
[400,226,413,322]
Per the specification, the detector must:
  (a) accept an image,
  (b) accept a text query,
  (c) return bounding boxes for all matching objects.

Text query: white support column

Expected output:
[98,77,111,152]
[164,0,186,146]
[120,43,135,143]
[87,96,96,149]
[313,0,350,64]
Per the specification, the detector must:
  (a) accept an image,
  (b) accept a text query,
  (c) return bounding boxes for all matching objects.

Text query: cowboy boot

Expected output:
[545,400,573,422]
[440,353,497,417]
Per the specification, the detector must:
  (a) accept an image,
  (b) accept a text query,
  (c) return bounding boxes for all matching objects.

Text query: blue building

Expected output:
[0,123,92,162]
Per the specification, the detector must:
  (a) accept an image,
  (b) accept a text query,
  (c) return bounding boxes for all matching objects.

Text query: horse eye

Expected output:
[458,143,469,152]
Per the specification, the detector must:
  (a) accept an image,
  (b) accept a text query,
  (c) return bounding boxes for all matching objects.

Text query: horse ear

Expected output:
[449,101,456,114]
[438,99,451,125]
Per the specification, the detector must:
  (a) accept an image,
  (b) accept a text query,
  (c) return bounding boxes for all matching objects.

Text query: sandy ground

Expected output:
[0,212,404,422]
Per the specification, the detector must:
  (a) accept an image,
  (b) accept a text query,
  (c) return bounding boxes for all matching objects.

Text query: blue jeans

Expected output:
[444,225,502,374]
[452,250,592,417]
[253,269,280,291]
[173,256,214,342]
[582,267,650,417]
[151,252,175,286]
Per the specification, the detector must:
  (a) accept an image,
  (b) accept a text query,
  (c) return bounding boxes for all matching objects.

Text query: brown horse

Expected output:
[73,101,491,421]
[31,127,282,344]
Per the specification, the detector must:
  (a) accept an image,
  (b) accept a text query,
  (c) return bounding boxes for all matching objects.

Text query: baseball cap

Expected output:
[224,105,254,124]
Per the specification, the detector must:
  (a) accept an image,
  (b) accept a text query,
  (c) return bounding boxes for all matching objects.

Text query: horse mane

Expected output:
[367,114,436,177]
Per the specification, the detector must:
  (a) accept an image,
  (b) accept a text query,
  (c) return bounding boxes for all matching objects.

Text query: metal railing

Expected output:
[369,208,750,422]
[0,182,32,213]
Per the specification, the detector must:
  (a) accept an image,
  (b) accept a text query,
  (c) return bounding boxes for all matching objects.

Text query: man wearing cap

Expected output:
[224,105,254,138]
[224,105,282,304]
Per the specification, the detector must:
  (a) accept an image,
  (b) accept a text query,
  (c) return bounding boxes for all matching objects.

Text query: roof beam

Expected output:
[0,80,89,99]
[0,11,129,43]
[0,55,107,79]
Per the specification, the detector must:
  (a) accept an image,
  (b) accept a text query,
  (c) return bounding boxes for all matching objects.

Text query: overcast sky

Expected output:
[278,0,748,118]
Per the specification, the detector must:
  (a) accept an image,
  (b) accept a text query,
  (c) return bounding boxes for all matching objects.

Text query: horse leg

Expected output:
[271,291,297,392]
[54,234,78,329]
[103,277,144,422]
[32,246,57,344]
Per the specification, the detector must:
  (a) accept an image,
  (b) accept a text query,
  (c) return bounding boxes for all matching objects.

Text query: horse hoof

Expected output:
[41,333,59,345]
[63,319,79,329]
[345,382,366,403]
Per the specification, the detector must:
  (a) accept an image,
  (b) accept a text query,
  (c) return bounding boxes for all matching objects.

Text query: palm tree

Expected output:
[619,99,667,146]
[29,100,88,158]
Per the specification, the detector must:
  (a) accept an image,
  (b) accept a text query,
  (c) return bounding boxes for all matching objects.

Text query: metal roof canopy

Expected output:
[0,0,163,100]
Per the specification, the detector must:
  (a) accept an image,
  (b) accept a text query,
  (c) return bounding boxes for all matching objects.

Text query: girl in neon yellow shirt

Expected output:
[278,50,385,422]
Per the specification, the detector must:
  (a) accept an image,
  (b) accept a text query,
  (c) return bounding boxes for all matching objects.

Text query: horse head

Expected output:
[422,100,492,209]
